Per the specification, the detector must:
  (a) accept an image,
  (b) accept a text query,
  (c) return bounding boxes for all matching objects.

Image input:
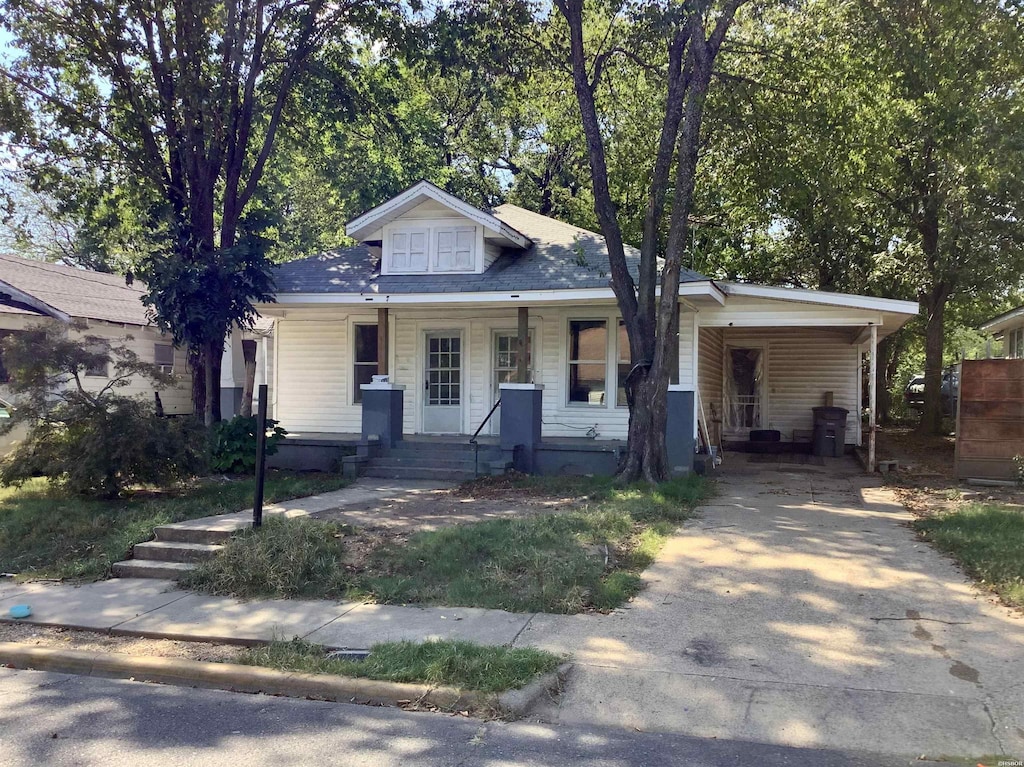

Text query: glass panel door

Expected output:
[423,331,463,433]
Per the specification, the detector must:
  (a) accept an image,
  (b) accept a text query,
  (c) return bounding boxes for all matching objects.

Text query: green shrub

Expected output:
[209,415,287,473]
[181,516,351,598]
[0,323,205,497]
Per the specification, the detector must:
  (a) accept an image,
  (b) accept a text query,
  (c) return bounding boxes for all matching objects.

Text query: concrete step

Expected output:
[362,466,480,482]
[154,524,237,545]
[132,540,223,564]
[386,447,488,460]
[111,559,196,580]
[372,457,480,470]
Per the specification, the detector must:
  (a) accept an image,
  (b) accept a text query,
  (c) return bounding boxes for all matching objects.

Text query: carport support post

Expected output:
[868,324,878,473]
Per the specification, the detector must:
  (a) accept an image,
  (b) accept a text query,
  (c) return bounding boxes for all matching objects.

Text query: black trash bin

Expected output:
[811,406,848,458]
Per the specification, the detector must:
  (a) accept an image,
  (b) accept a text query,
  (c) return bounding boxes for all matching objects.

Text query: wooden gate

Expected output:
[955,359,1024,480]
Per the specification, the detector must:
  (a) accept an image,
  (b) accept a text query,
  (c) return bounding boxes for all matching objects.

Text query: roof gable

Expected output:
[345,180,530,248]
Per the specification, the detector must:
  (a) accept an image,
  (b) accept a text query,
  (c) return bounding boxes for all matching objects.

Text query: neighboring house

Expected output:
[257,181,918,475]
[0,253,193,417]
[981,305,1024,359]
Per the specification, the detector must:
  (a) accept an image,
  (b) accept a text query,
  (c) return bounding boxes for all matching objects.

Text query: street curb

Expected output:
[496,661,573,719]
[0,642,571,718]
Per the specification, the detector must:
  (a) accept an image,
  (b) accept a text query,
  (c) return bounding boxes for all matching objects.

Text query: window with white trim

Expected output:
[353,324,379,403]
[435,227,475,271]
[389,229,428,273]
[568,320,607,405]
[154,343,174,373]
[1010,326,1024,359]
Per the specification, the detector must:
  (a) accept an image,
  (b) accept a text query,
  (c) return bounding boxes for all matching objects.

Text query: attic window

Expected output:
[389,229,428,273]
[384,224,477,275]
[434,227,475,271]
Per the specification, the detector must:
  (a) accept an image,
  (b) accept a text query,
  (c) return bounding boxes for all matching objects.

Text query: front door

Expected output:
[724,345,766,438]
[423,331,463,434]
[491,330,533,435]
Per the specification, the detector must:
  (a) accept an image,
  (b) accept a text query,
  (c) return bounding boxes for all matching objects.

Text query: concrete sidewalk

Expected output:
[0,577,536,648]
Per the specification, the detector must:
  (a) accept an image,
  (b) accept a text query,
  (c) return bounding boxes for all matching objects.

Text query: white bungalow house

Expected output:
[257,181,918,477]
[981,305,1024,359]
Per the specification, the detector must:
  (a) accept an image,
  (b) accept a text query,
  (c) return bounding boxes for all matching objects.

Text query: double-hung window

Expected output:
[568,320,607,405]
[154,343,175,374]
[353,324,379,403]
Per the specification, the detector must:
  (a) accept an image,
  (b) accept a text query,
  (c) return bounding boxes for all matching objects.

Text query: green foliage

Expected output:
[0,323,204,497]
[238,638,563,693]
[209,415,287,474]
[185,474,708,613]
[0,472,350,580]
[915,503,1024,609]
[181,516,353,599]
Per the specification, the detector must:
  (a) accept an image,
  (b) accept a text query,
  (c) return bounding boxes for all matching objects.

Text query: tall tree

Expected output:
[553,0,747,482]
[0,0,392,422]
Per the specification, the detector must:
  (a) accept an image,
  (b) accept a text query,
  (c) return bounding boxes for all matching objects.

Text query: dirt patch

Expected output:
[311,477,590,533]
[0,622,240,662]
[876,427,1024,517]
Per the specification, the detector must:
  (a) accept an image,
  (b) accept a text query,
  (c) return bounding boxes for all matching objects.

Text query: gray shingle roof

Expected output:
[273,203,707,295]
[0,253,151,325]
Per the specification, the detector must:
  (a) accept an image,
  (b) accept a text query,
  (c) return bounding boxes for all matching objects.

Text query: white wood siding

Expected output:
[698,325,724,437]
[271,305,701,440]
[718,327,860,445]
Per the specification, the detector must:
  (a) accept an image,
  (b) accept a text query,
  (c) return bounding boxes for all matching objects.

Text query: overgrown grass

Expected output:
[186,474,708,613]
[915,503,1024,609]
[0,472,350,580]
[237,638,562,692]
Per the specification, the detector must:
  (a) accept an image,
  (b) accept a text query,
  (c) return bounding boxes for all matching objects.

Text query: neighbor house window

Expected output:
[616,320,630,407]
[568,320,607,405]
[85,343,108,377]
[353,324,379,403]
[154,343,174,373]
[0,330,13,383]
[1011,327,1024,359]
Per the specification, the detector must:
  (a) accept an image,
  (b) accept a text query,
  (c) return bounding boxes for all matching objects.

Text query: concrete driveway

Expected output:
[516,461,1024,760]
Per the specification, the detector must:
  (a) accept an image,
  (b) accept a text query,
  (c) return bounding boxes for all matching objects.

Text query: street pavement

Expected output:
[0,667,943,767]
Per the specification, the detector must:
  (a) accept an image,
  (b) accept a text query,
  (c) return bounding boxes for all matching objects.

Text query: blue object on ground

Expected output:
[9,605,31,619]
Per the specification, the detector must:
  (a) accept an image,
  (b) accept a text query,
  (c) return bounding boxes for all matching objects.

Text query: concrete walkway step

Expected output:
[132,541,223,564]
[155,519,243,545]
[111,559,195,580]
[372,457,480,470]
[363,466,478,481]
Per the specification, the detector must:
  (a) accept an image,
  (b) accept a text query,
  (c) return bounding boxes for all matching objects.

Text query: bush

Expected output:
[0,322,205,497]
[209,415,287,474]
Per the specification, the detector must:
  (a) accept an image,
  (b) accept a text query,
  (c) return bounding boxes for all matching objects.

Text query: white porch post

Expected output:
[868,324,878,473]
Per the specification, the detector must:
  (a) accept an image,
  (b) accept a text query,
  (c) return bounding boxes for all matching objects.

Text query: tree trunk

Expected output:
[918,282,949,435]
[203,339,223,425]
[189,347,206,420]
[618,357,673,482]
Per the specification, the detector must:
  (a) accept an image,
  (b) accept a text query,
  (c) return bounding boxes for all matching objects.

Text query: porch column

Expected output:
[377,307,389,376]
[500,383,543,473]
[868,323,878,473]
[516,307,529,383]
[361,381,404,449]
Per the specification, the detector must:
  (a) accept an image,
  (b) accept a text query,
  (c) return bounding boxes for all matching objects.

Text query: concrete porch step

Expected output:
[372,457,481,470]
[362,466,479,482]
[111,559,196,580]
[386,448,491,461]
[132,540,223,564]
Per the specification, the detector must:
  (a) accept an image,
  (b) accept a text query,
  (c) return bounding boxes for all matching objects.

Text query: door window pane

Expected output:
[568,320,607,405]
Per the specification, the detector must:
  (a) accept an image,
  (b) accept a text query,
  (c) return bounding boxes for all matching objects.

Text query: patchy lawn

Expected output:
[184,473,709,613]
[914,502,1024,610]
[238,638,562,693]
[0,472,350,581]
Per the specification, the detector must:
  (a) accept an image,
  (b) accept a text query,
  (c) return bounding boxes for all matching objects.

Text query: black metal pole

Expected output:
[253,384,268,528]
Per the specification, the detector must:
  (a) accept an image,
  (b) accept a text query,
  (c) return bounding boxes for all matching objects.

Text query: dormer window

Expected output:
[383,222,479,275]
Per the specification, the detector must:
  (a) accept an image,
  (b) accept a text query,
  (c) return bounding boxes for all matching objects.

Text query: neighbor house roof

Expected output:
[274,202,708,296]
[980,305,1024,336]
[0,253,150,325]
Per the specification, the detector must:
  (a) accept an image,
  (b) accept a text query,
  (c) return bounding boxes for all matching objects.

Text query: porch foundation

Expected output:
[361,382,405,449]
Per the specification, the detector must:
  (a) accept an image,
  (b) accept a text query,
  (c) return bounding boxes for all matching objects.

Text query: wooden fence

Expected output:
[955,359,1024,481]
